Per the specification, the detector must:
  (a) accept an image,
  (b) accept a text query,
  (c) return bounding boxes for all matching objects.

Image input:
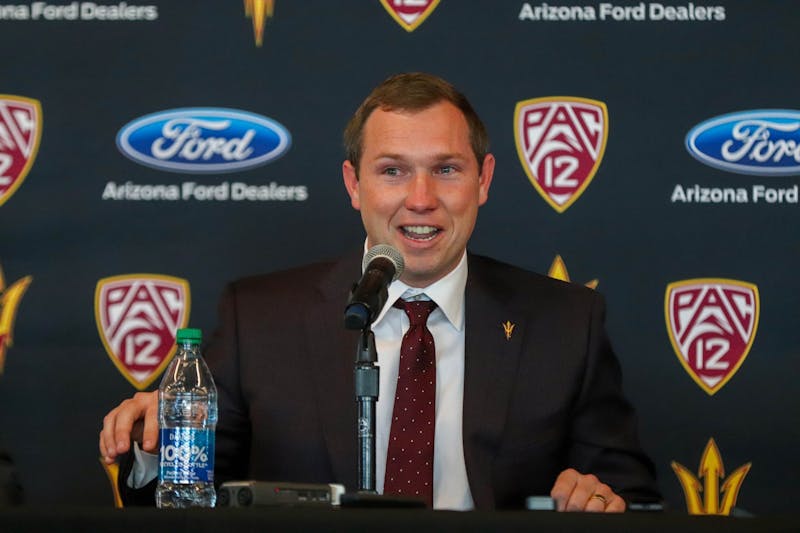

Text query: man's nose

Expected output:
[404,172,438,211]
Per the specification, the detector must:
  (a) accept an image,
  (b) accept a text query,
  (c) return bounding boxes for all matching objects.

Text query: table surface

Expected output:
[1,506,799,533]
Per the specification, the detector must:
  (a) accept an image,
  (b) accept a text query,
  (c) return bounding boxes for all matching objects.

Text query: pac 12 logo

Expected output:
[379,0,440,32]
[95,274,190,389]
[116,107,291,173]
[514,97,608,213]
[0,95,42,207]
[686,109,800,175]
[665,278,759,395]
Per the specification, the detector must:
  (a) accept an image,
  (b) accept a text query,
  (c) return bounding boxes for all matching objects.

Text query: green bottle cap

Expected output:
[176,328,202,344]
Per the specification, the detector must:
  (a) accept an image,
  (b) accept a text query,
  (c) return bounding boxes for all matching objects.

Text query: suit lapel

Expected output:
[305,251,362,490]
[462,255,526,509]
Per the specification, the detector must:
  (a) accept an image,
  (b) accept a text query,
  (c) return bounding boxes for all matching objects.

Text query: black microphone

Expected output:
[344,244,404,330]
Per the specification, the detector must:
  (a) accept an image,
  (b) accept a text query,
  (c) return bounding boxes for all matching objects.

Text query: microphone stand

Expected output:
[345,325,423,508]
[354,326,379,494]
[343,274,425,508]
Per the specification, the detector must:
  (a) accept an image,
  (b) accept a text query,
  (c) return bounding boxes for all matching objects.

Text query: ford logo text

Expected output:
[116,108,291,173]
[685,110,800,176]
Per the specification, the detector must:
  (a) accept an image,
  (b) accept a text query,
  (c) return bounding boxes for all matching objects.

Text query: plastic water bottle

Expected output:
[155,328,218,508]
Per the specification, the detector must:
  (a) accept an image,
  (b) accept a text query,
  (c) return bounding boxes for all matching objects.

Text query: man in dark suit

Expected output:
[101,73,659,511]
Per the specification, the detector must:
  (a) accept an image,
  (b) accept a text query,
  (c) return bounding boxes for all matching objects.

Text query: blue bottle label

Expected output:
[158,428,215,483]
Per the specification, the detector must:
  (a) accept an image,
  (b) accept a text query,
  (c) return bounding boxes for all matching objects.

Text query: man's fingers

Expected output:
[100,409,122,462]
[99,430,113,464]
[552,469,602,511]
[141,400,159,452]
[564,473,598,512]
[550,468,626,513]
[550,468,580,511]
[112,403,137,454]
[605,494,626,513]
[586,491,626,513]
[584,493,608,512]
[98,391,159,460]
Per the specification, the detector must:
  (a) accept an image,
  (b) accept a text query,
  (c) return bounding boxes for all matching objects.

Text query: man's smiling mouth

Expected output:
[401,225,441,241]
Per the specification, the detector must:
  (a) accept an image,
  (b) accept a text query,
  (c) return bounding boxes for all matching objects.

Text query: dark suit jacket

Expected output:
[123,250,660,508]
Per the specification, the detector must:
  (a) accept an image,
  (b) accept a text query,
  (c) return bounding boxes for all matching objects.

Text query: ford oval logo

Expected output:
[685,110,800,176]
[116,108,291,173]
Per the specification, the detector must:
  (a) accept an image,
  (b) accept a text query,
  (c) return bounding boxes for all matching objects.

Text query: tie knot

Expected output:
[393,298,437,327]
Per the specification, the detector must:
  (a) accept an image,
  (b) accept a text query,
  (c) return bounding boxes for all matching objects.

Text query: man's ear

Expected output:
[478,153,495,206]
[342,160,361,210]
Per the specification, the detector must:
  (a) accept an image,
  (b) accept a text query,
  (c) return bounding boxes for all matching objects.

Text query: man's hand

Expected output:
[550,468,626,512]
[99,391,159,464]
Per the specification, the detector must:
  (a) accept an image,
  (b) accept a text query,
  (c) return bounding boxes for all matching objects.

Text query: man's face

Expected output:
[343,101,494,287]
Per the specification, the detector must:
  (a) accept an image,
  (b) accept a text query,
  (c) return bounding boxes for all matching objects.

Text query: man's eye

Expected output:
[438,165,456,175]
[383,167,400,176]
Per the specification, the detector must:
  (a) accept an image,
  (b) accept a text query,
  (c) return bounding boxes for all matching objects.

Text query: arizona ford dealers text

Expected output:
[519,2,725,22]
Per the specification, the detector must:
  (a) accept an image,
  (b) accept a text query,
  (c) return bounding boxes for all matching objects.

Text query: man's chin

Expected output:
[399,259,452,288]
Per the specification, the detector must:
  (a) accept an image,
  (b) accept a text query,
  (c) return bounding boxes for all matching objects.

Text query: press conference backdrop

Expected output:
[0,0,798,514]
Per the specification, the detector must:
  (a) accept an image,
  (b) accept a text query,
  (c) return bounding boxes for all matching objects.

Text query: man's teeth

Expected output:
[403,226,439,240]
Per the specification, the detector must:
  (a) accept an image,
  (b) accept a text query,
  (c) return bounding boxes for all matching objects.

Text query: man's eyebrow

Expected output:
[372,152,468,161]
[372,153,407,161]
[434,153,468,161]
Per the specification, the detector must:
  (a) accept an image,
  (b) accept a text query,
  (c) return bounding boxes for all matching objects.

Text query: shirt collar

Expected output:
[362,240,467,331]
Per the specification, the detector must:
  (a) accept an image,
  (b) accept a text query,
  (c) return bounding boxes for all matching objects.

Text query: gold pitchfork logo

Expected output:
[672,438,751,515]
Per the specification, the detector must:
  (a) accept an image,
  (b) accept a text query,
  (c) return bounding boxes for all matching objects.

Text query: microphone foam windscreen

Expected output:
[362,244,405,281]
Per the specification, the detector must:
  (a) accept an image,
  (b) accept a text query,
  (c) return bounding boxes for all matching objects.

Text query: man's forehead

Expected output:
[369,101,463,122]
[362,103,469,145]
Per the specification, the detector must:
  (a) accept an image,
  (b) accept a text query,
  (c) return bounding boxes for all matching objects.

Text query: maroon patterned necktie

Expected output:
[384,298,438,507]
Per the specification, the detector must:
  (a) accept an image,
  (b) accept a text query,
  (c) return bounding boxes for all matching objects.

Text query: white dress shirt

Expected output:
[371,251,473,510]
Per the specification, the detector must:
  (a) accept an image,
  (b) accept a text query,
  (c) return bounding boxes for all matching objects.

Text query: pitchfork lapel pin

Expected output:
[502,321,515,340]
